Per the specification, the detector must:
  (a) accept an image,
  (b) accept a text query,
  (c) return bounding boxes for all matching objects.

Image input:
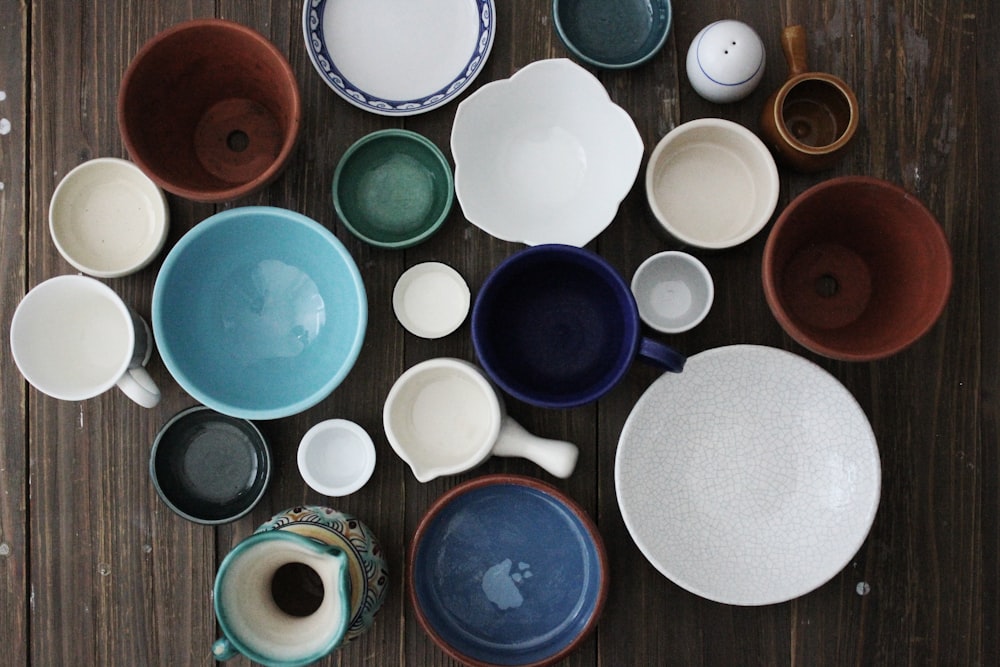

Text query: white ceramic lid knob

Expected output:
[686,20,766,103]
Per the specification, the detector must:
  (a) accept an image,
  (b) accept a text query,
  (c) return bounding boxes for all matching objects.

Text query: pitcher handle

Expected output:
[492,416,579,478]
[781,24,809,77]
[117,366,161,408]
[212,637,239,661]
[638,337,685,373]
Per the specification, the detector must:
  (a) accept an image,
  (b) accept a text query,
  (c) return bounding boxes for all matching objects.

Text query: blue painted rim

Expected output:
[471,244,640,408]
[152,206,367,420]
[410,475,608,666]
[303,0,496,116]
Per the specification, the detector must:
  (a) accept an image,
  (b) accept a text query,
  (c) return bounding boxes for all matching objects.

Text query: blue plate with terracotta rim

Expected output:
[409,475,607,667]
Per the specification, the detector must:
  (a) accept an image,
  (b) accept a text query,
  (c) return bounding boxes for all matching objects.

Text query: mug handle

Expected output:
[491,416,579,479]
[638,337,686,373]
[117,367,161,408]
[212,637,239,661]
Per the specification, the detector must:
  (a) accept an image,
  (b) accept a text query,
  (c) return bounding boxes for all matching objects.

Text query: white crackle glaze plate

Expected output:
[303,0,495,116]
[615,345,881,605]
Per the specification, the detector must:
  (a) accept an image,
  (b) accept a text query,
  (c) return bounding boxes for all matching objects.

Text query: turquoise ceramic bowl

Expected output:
[553,0,672,69]
[333,129,453,248]
[152,206,367,419]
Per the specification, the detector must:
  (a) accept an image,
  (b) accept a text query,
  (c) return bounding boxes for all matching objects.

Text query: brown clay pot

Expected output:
[118,19,301,203]
[762,176,952,361]
[759,25,859,173]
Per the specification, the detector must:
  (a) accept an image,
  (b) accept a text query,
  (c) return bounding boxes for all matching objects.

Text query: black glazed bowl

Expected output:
[150,406,272,524]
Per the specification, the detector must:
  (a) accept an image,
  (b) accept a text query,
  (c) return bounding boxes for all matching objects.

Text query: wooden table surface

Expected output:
[1,1,995,665]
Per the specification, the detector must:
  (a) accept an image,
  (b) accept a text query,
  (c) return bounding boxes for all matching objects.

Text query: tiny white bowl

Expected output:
[392,262,470,339]
[297,419,376,497]
[49,158,169,278]
[451,58,643,246]
[646,118,779,249]
[631,251,714,333]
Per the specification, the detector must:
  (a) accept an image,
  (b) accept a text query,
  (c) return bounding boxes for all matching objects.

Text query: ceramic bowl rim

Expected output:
[151,206,367,420]
[48,157,170,278]
[297,418,377,496]
[332,128,454,248]
[408,474,609,667]
[645,117,779,249]
[149,405,272,525]
[552,0,673,70]
[631,250,715,333]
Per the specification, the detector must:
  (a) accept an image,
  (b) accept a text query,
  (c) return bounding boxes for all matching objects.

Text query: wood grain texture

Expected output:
[6,0,994,665]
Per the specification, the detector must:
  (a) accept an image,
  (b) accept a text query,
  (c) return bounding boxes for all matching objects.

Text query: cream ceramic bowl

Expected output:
[49,158,169,277]
[451,58,643,247]
[646,118,779,249]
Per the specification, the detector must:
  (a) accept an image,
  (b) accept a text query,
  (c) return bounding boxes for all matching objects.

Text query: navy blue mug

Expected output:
[472,244,685,408]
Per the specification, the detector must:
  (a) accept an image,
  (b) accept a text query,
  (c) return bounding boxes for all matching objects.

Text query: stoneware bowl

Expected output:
[762,176,952,361]
[333,129,453,248]
[616,345,881,605]
[303,0,495,115]
[152,206,367,420]
[49,158,169,278]
[410,475,608,666]
[297,419,376,497]
[553,0,672,69]
[686,19,766,103]
[150,406,272,525]
[451,58,643,247]
[119,19,301,203]
[631,251,714,333]
[646,118,779,249]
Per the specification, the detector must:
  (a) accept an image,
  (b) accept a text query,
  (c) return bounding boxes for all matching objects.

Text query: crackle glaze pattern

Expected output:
[256,506,389,641]
[615,345,881,605]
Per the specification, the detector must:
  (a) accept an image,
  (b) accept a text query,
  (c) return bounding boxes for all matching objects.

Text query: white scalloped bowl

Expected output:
[451,58,643,247]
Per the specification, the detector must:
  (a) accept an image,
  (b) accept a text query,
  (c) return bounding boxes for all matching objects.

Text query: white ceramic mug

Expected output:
[383,358,579,482]
[10,275,161,407]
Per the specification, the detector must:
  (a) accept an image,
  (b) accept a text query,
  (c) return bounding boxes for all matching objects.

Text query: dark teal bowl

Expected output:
[553,0,673,70]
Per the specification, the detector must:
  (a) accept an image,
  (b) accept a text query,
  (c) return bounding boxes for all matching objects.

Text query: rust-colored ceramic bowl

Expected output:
[409,475,607,666]
[118,19,301,203]
[762,176,952,361]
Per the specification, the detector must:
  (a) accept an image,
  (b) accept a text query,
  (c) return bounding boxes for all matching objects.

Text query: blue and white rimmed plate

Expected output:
[303,0,495,116]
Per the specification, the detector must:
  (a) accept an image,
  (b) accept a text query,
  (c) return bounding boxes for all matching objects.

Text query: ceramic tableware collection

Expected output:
[10,6,952,666]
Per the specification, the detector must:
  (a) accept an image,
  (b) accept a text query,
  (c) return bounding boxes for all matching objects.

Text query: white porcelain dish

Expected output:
[615,345,881,605]
[297,419,376,496]
[49,158,169,278]
[303,0,495,116]
[631,250,714,333]
[451,58,643,246]
[646,118,778,249]
[392,262,470,339]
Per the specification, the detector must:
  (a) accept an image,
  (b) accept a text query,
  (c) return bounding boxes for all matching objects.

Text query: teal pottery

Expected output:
[211,506,389,666]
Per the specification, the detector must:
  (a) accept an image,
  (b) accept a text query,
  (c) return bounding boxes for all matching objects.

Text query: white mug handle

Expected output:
[117,366,161,408]
[491,415,579,478]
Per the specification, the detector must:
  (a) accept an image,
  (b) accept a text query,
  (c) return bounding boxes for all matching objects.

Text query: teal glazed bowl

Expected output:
[152,206,367,419]
[333,129,454,248]
[553,0,672,69]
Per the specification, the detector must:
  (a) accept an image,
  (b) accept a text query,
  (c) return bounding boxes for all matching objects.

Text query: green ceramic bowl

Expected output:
[333,129,454,248]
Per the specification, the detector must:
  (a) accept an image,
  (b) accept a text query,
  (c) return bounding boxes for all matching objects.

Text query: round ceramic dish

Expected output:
[49,158,169,278]
[631,251,714,333]
[410,475,607,666]
[451,58,643,247]
[303,0,496,116]
[297,419,376,496]
[152,206,367,420]
[150,406,272,524]
[333,129,454,248]
[615,345,881,605]
[553,0,672,69]
[392,262,470,338]
[646,118,779,249]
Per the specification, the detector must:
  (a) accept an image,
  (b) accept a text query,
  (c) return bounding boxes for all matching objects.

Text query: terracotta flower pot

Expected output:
[762,176,952,361]
[118,19,301,203]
